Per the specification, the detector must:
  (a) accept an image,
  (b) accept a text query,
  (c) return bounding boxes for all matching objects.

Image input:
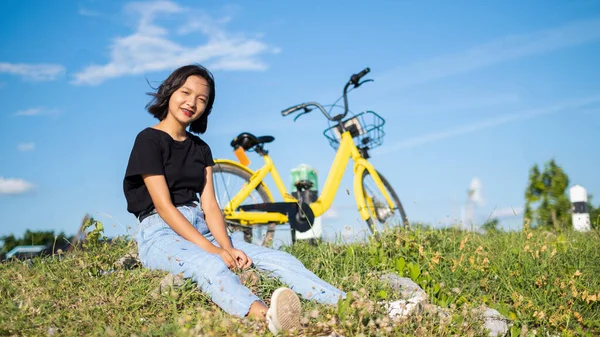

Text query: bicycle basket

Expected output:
[323,111,386,150]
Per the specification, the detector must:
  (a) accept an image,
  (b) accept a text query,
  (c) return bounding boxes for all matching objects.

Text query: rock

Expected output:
[380,272,428,319]
[115,252,141,270]
[381,273,508,336]
[483,307,509,337]
[385,298,423,319]
[151,273,186,298]
[472,307,509,337]
[380,272,428,302]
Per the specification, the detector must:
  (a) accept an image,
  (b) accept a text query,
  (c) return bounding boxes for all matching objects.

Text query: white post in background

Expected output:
[569,185,591,232]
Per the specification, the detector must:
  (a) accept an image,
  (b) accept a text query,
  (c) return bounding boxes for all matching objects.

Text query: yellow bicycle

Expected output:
[212,68,408,247]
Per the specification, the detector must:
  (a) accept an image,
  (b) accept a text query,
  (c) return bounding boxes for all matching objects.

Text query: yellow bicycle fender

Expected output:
[213,159,276,202]
[354,160,395,221]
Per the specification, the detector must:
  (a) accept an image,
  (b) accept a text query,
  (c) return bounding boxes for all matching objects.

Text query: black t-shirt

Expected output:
[123,127,215,217]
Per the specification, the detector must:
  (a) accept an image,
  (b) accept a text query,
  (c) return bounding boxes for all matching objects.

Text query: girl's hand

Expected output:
[227,248,253,270]
[217,248,236,269]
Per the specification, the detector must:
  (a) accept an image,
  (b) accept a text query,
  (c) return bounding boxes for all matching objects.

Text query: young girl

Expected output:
[123,64,346,335]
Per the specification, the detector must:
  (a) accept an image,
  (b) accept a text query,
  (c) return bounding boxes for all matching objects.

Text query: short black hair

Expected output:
[146,64,216,134]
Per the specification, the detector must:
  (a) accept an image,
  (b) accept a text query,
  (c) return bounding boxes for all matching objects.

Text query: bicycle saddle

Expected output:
[230,132,274,150]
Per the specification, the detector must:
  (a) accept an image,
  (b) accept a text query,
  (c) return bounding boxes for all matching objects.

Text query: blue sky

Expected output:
[1,0,600,245]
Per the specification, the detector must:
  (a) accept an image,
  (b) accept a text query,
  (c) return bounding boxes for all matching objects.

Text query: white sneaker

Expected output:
[266,287,302,335]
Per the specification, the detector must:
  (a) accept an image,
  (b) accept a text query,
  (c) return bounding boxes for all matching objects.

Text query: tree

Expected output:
[524,159,571,231]
[1,230,73,253]
[481,218,500,232]
[0,234,18,253]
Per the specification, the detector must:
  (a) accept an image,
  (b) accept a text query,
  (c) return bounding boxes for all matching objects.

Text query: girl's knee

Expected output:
[191,254,236,284]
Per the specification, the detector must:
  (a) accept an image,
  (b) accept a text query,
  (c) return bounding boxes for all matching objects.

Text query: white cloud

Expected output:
[379,17,600,88]
[14,108,42,116]
[13,107,60,117]
[378,94,600,153]
[17,142,35,151]
[0,62,65,81]
[0,177,34,195]
[72,0,278,85]
[490,206,524,218]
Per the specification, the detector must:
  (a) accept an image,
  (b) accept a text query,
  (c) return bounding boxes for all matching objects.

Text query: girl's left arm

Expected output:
[200,165,235,251]
[201,166,252,269]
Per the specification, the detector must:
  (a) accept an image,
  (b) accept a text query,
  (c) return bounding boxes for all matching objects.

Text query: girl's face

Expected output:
[167,75,210,126]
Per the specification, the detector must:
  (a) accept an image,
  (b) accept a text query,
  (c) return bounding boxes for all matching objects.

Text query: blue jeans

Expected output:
[134,205,346,317]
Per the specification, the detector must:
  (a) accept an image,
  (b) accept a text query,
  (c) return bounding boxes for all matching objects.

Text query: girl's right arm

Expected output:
[142,174,235,268]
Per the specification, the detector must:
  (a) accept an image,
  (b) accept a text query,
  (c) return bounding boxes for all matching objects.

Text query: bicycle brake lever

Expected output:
[293,113,305,122]
[355,79,374,88]
[293,107,313,122]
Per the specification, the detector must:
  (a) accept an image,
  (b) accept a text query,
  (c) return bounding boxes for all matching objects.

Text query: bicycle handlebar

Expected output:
[281,104,303,116]
[280,102,335,120]
[281,67,372,122]
[350,67,370,86]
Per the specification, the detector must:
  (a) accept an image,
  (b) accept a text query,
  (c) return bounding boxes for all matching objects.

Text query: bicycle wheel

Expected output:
[361,169,409,235]
[212,162,276,247]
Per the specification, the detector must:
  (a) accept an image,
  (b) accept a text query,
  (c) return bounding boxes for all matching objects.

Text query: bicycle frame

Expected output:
[215,131,395,226]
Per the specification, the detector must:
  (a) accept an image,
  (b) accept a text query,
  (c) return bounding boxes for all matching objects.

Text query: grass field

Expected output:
[1,225,599,336]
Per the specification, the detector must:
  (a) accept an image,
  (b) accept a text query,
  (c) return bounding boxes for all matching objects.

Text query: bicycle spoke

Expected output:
[361,171,406,234]
[212,163,274,246]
